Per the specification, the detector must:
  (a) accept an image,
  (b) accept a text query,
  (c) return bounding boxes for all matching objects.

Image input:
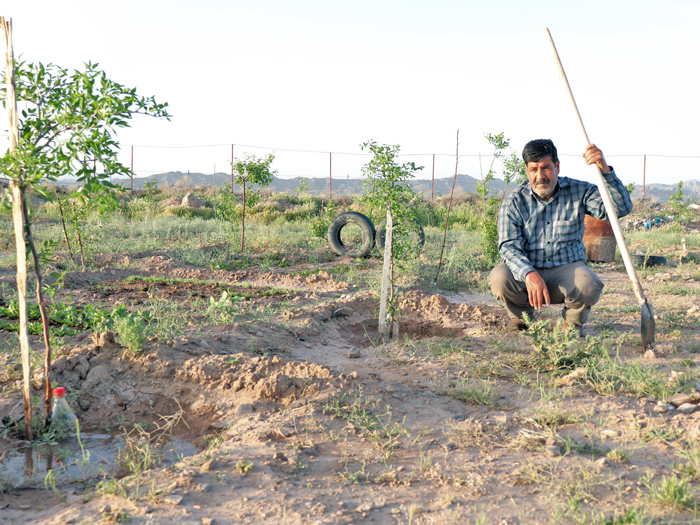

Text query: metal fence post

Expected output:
[642,154,646,200]
[431,153,435,202]
[329,152,332,200]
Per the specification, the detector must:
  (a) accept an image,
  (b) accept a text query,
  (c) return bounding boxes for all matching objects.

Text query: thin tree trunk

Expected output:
[435,129,459,284]
[3,17,32,441]
[240,180,246,253]
[22,196,52,422]
[57,198,74,259]
[73,203,85,270]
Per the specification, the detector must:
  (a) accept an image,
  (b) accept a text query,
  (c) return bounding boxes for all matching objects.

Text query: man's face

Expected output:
[526,156,560,200]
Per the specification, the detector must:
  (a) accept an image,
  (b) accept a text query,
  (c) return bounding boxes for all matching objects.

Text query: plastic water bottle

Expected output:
[50,387,78,435]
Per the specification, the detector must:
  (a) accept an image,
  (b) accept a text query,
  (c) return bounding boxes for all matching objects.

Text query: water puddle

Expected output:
[0,429,201,488]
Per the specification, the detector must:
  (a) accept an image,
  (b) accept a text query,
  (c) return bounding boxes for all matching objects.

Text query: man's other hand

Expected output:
[583,144,611,174]
[525,271,550,310]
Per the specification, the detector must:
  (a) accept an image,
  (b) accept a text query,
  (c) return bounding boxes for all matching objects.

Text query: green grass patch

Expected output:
[324,387,409,450]
[653,283,696,296]
[585,353,700,400]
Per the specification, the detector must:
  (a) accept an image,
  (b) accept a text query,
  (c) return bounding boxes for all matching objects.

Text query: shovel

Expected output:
[544,28,656,349]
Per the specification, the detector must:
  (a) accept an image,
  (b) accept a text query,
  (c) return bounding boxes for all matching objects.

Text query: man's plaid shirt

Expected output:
[498,169,633,282]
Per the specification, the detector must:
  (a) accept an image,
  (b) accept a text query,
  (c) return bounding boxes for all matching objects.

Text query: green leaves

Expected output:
[485,132,510,153]
[0,59,169,192]
[0,299,110,336]
[360,140,423,261]
[478,132,524,269]
[232,153,276,188]
[231,152,276,251]
[112,311,147,356]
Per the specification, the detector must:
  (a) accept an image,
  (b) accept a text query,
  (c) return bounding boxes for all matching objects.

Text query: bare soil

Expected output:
[2,250,700,524]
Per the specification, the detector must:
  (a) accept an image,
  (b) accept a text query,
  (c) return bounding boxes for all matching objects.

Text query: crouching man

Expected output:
[488,139,633,332]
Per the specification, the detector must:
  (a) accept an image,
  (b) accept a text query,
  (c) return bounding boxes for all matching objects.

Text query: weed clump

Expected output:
[324,387,409,450]
[235,460,254,474]
[523,314,603,373]
[113,311,147,355]
[644,473,696,510]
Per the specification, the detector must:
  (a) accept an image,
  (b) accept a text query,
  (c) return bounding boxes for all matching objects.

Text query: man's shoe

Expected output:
[562,320,584,337]
[507,318,527,331]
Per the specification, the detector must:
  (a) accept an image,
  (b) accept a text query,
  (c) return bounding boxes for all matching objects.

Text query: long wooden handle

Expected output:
[544,28,648,306]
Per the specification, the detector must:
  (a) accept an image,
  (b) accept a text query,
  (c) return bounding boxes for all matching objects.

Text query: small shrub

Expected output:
[524,315,601,372]
[113,311,146,355]
[258,209,282,224]
[675,442,700,480]
[123,197,158,220]
[607,448,629,463]
[481,218,500,268]
[309,200,336,239]
[235,460,254,474]
[645,474,695,509]
[163,205,215,220]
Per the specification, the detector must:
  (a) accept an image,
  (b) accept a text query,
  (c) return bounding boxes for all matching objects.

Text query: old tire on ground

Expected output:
[375,218,425,253]
[327,212,376,258]
[631,254,667,267]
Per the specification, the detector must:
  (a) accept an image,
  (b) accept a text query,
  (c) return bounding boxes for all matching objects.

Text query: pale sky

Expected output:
[2,0,699,186]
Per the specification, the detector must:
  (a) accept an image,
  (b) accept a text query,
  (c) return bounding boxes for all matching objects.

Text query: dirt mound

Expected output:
[399,290,505,326]
[159,195,183,207]
[38,329,350,433]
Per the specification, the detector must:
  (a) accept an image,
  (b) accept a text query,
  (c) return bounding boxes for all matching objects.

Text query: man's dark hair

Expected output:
[522,139,559,164]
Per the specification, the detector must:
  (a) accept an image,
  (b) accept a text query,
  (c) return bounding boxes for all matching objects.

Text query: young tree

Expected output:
[478,133,524,268]
[361,141,423,332]
[232,153,276,252]
[1,24,169,438]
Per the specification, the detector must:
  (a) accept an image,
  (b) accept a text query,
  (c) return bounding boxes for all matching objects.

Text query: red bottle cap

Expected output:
[53,387,66,397]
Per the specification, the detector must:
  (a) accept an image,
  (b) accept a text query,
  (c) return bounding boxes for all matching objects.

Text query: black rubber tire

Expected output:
[327,212,376,258]
[375,218,425,253]
[632,254,667,267]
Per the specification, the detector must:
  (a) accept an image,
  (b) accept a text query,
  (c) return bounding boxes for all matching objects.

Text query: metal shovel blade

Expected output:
[640,300,655,350]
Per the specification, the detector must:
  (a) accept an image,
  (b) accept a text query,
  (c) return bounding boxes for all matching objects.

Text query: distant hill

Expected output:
[56,171,700,203]
[101,171,511,197]
[631,180,700,203]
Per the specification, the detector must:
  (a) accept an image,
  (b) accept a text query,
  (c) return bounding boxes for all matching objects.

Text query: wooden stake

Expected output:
[3,17,32,441]
[12,184,31,440]
[378,209,393,336]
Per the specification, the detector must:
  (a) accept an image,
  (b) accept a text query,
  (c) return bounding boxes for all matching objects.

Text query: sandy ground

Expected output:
[1,250,700,524]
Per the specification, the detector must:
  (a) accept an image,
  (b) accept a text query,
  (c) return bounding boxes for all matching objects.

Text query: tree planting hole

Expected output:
[344,319,461,347]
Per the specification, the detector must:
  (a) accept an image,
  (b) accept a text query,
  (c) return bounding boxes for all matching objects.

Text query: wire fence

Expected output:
[109,142,700,197]
[3,136,700,195]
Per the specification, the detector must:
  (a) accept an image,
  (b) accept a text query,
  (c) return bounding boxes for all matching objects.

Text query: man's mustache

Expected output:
[535,178,550,185]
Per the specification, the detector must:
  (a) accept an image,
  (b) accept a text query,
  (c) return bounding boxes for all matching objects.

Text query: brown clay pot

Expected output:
[582,215,616,262]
